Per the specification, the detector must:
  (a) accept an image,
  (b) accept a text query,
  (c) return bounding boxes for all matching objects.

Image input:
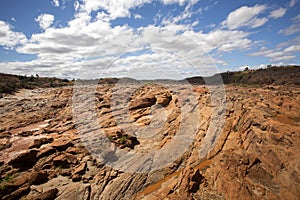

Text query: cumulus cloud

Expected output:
[222,5,267,29]
[6,0,258,79]
[12,10,253,79]
[269,8,286,19]
[2,0,297,79]
[35,14,55,30]
[0,20,27,48]
[18,12,138,62]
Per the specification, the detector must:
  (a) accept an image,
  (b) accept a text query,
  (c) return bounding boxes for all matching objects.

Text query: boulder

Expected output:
[156,93,172,107]
[29,171,49,185]
[51,140,73,151]
[29,138,53,149]
[39,188,59,200]
[31,188,59,200]
[71,173,81,182]
[53,153,78,167]
[0,138,11,151]
[37,146,56,158]
[59,168,71,176]
[2,184,30,200]
[8,150,39,170]
[73,162,87,175]
[129,95,156,110]
[66,146,81,155]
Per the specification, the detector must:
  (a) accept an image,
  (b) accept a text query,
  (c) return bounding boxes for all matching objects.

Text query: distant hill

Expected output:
[0,73,73,95]
[185,65,300,85]
[1,66,299,95]
[97,65,300,86]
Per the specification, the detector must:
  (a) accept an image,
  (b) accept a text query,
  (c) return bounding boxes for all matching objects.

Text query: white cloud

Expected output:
[250,17,268,28]
[80,0,200,19]
[269,8,286,19]
[276,35,300,49]
[12,11,253,79]
[289,0,298,7]
[284,45,300,53]
[200,29,252,52]
[279,14,300,35]
[52,0,60,7]
[3,0,295,79]
[18,12,138,61]
[249,45,297,62]
[0,20,27,48]
[134,14,142,19]
[279,24,300,35]
[74,1,80,11]
[161,0,192,6]
[35,14,55,30]
[292,13,300,23]
[222,5,267,29]
[80,0,152,19]
[167,3,194,24]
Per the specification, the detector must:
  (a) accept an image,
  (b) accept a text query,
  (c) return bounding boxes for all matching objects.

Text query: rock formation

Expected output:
[0,78,299,199]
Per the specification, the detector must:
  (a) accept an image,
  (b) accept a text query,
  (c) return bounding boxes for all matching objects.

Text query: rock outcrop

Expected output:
[0,82,299,200]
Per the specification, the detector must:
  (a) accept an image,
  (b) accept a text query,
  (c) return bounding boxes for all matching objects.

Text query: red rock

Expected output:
[156,93,172,107]
[59,168,71,176]
[71,173,81,182]
[66,146,81,155]
[8,149,39,170]
[129,95,156,110]
[189,169,204,193]
[31,188,59,200]
[53,153,78,167]
[51,140,73,151]
[29,171,49,185]
[2,184,30,200]
[73,162,87,175]
[29,138,53,149]
[36,146,56,158]
[0,138,11,151]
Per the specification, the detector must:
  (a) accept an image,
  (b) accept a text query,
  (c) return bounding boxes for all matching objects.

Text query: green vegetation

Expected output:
[0,174,12,190]
[108,136,113,142]
[107,135,129,145]
[221,66,300,85]
[0,73,73,95]
[185,65,300,86]
[1,66,299,95]
[119,135,128,144]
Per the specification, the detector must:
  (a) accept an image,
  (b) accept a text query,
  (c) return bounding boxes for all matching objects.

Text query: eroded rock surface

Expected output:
[0,84,299,200]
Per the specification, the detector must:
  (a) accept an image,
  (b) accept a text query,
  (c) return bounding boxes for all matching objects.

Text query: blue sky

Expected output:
[0,0,299,79]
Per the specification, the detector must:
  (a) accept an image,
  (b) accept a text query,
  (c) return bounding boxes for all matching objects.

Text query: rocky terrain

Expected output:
[0,68,300,199]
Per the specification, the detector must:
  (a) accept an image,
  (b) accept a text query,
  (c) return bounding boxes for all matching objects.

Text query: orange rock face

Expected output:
[0,84,299,200]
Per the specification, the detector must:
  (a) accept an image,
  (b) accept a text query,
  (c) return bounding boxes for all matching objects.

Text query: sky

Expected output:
[0,0,299,79]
